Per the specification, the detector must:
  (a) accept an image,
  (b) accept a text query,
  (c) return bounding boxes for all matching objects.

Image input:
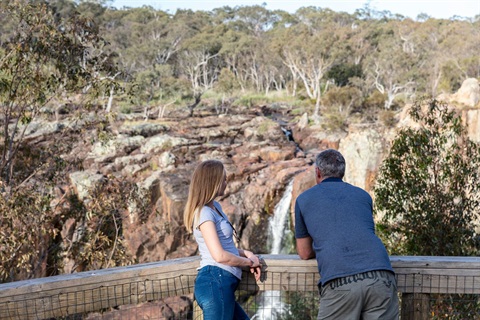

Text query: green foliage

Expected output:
[363,91,387,110]
[321,106,349,132]
[216,68,240,94]
[0,175,139,282]
[232,94,271,108]
[257,119,276,135]
[159,77,191,101]
[438,62,464,93]
[240,291,319,320]
[118,101,133,114]
[322,86,363,110]
[430,293,480,319]
[374,98,480,256]
[280,291,319,320]
[359,90,388,122]
[320,86,363,131]
[326,63,363,87]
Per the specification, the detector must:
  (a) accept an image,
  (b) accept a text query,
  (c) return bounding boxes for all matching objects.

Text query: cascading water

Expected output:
[252,180,294,320]
[268,180,294,255]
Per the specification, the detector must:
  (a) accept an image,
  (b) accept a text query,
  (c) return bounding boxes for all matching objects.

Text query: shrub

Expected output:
[374,98,480,256]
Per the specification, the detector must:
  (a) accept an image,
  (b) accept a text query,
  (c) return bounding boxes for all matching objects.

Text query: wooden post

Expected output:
[193,299,203,320]
[401,293,430,320]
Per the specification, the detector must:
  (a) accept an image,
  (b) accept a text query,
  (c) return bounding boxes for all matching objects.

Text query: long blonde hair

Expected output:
[184,160,225,233]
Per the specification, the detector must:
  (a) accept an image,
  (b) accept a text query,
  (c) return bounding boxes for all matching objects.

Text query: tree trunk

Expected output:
[188,94,202,117]
[105,85,115,113]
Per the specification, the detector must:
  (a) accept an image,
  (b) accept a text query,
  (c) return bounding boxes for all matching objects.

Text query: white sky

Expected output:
[110,0,480,20]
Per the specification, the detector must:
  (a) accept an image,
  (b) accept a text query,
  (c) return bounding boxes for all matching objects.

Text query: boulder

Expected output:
[69,170,105,200]
[452,78,480,108]
[339,127,390,192]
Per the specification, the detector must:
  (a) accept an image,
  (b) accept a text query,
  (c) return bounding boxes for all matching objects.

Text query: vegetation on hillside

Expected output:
[1,0,476,121]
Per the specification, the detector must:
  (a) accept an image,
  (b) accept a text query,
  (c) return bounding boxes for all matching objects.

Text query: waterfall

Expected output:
[268,180,294,254]
[253,180,294,320]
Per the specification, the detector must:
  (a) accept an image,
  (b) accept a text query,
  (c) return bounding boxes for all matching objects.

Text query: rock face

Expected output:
[464,109,480,143]
[400,78,480,143]
[451,78,480,108]
[339,126,393,192]
[44,107,317,266]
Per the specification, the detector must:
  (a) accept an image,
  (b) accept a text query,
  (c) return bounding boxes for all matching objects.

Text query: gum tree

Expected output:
[0,0,130,282]
[0,0,119,186]
[374,98,480,256]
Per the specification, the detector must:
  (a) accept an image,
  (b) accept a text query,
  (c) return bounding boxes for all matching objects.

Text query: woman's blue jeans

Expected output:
[194,265,249,320]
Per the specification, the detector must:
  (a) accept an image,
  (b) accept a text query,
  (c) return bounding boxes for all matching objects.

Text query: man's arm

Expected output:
[296,236,315,259]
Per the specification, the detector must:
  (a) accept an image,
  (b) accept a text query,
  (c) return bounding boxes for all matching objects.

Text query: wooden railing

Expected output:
[0,255,479,319]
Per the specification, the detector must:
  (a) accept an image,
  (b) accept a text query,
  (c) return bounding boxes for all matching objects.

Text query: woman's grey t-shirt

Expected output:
[194,201,242,279]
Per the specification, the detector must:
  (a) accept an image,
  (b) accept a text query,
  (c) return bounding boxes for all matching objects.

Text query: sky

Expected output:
[110,0,480,20]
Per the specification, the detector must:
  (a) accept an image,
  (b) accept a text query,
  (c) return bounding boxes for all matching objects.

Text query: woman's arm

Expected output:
[200,221,259,268]
[238,249,260,264]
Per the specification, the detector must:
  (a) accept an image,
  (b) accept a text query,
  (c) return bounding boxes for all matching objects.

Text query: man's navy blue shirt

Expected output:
[295,177,393,285]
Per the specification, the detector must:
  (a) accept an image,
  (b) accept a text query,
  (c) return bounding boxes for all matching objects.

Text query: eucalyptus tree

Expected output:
[46,0,77,19]
[437,19,480,91]
[411,18,452,96]
[76,0,107,21]
[375,98,480,256]
[0,0,120,186]
[172,9,224,115]
[217,5,284,92]
[210,7,254,92]
[217,27,255,91]
[322,11,367,87]
[232,4,279,37]
[280,7,349,118]
[111,7,183,105]
[0,0,132,282]
[343,18,375,68]
[261,30,290,94]
[364,19,420,109]
[101,7,144,76]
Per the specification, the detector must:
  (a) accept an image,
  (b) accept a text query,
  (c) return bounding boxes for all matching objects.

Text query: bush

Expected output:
[374,98,480,256]
[0,176,139,282]
[326,63,363,87]
[232,94,271,108]
[378,109,397,127]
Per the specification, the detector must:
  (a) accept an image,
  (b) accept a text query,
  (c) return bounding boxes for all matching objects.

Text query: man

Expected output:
[295,149,399,319]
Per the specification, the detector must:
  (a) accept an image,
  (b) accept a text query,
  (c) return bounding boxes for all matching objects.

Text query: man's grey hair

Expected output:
[315,149,346,179]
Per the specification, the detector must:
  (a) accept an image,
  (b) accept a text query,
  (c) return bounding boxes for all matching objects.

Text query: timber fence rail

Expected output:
[0,256,479,319]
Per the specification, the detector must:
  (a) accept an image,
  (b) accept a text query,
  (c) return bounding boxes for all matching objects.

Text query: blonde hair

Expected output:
[184,160,225,233]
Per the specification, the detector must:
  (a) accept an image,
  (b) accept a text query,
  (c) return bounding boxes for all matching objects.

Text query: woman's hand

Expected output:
[247,255,260,268]
[250,265,262,281]
[244,251,262,281]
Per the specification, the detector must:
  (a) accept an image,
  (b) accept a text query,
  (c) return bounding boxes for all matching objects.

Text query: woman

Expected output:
[184,160,262,320]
